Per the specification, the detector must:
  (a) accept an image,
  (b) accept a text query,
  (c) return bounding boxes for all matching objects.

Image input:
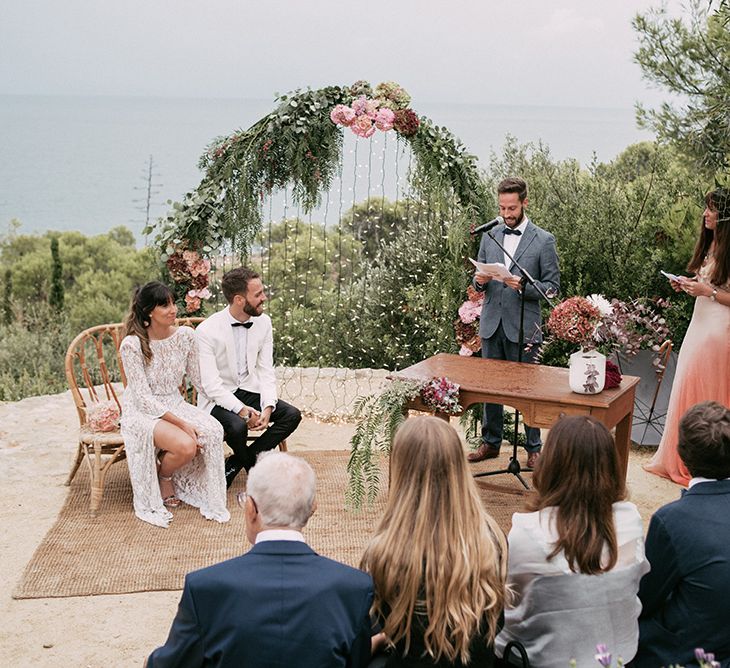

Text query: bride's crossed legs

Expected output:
[153,416,201,505]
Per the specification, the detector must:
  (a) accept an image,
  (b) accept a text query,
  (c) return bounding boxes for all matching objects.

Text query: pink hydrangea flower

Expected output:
[374,107,395,131]
[458,300,482,324]
[86,400,120,432]
[351,115,376,138]
[351,96,367,115]
[364,99,379,120]
[330,104,356,127]
[459,344,473,357]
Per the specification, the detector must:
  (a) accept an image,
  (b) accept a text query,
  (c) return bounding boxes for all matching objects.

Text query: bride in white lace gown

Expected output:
[120,282,230,528]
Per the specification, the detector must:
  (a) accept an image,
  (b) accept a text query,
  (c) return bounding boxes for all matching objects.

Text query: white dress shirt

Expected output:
[255,529,306,543]
[503,217,529,267]
[225,307,251,390]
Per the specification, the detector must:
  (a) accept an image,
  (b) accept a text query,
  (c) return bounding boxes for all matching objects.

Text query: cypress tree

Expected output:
[49,237,65,311]
[2,269,12,325]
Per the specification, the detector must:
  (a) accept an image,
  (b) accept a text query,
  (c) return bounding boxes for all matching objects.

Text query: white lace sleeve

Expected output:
[181,327,204,395]
[120,336,167,417]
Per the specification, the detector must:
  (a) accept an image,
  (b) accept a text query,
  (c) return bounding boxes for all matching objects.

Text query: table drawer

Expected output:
[528,403,590,428]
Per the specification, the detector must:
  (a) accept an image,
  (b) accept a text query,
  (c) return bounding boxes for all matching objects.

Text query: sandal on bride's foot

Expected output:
[159,474,182,508]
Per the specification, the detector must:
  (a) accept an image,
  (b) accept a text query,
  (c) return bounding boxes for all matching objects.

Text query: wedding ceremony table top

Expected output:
[394,353,641,483]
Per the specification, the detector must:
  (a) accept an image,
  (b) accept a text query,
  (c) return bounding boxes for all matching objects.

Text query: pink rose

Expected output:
[185,294,202,313]
[189,258,211,277]
[182,250,199,264]
[374,107,395,131]
[351,115,375,138]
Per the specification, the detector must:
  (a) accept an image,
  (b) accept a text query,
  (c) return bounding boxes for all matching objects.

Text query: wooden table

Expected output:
[394,353,640,482]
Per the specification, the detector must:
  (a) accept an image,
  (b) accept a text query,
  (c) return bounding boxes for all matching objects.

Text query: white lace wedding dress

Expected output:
[120,326,230,528]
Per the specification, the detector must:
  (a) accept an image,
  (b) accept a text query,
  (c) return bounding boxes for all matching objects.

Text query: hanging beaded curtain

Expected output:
[149,82,491,419]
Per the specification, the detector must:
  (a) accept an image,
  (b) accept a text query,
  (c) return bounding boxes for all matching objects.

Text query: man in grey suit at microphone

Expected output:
[468,177,560,469]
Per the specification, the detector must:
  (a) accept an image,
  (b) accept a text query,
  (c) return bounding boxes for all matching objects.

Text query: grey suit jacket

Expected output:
[473,219,560,344]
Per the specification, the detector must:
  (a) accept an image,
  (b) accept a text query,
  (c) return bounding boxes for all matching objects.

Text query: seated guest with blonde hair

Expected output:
[147,452,374,668]
[361,416,507,667]
[634,401,730,667]
[496,415,648,667]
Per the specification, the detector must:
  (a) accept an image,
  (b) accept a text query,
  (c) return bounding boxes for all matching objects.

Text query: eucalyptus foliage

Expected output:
[346,379,423,507]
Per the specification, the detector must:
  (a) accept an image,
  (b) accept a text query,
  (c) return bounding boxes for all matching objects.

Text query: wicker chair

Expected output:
[65,317,285,514]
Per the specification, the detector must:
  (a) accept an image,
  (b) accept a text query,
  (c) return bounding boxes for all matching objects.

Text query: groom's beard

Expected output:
[243,300,264,317]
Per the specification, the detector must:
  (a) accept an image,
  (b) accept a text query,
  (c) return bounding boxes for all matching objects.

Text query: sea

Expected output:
[0,95,654,242]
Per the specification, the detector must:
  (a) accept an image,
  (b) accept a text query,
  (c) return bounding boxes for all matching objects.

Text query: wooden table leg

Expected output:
[614,410,633,485]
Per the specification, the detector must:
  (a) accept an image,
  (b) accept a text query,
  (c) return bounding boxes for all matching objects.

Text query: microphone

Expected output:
[471,216,504,235]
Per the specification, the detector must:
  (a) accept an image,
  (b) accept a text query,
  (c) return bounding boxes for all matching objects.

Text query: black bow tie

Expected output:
[503,227,522,236]
[232,321,253,329]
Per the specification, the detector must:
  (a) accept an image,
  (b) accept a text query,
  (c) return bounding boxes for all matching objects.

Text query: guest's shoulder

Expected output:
[315,555,373,589]
[176,325,196,341]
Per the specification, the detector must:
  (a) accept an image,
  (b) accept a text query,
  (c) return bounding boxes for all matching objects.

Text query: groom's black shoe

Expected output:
[224,458,245,489]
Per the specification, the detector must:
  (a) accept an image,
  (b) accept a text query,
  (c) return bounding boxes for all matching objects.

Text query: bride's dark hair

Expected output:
[124,282,175,364]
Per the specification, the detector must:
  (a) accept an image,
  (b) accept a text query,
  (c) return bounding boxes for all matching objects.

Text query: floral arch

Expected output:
[147,81,492,417]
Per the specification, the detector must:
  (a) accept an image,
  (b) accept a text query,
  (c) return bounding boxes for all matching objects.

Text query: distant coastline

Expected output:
[0,94,653,239]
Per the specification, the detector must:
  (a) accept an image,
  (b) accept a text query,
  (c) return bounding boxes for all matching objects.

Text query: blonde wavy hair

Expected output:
[360,416,507,664]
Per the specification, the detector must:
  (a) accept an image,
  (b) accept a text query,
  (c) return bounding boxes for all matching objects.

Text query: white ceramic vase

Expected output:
[569,348,606,394]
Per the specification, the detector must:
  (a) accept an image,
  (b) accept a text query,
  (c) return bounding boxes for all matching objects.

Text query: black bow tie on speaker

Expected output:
[231,321,253,329]
[503,227,522,236]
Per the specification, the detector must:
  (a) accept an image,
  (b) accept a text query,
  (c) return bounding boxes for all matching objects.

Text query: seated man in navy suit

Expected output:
[147,452,374,668]
[633,401,730,667]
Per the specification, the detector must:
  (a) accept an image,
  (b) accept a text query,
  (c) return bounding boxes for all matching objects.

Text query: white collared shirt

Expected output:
[503,217,529,268]
[226,306,251,389]
[688,476,727,489]
[255,529,306,543]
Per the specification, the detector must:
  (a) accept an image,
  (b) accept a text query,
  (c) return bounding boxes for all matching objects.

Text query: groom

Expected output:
[196,268,301,487]
[468,177,560,469]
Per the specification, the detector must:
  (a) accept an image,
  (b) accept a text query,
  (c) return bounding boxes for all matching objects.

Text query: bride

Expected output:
[119,281,229,528]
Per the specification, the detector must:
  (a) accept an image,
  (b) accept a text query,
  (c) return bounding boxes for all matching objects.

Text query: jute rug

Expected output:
[14,450,531,600]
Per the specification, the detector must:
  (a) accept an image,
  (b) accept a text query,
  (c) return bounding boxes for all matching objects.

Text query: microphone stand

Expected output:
[473,229,556,489]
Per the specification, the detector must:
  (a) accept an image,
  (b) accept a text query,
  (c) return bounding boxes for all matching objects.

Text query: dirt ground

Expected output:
[0,390,679,668]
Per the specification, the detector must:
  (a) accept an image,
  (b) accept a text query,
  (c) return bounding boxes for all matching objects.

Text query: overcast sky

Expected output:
[1,0,684,108]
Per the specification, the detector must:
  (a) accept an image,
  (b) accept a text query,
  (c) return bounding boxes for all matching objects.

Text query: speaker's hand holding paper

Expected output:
[470,258,513,283]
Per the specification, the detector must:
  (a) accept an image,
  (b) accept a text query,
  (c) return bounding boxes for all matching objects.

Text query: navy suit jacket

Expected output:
[473,220,560,344]
[148,541,374,668]
[633,480,730,667]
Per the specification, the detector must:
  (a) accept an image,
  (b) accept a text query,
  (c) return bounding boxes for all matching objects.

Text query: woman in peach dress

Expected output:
[645,189,730,485]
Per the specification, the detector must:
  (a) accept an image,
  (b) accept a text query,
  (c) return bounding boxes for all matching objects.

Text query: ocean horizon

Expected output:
[0,94,654,241]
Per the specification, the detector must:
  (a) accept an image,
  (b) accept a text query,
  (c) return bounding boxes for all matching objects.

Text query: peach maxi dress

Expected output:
[645,256,730,486]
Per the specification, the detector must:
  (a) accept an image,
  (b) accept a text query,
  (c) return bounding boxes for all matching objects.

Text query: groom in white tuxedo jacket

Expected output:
[195,268,301,487]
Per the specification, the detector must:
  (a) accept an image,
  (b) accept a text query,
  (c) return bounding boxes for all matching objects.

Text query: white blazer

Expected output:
[194,308,278,414]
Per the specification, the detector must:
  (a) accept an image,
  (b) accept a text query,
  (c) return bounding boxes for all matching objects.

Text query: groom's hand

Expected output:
[250,407,272,431]
[238,405,260,425]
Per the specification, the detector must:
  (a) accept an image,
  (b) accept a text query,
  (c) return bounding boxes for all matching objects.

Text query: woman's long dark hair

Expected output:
[528,415,625,575]
[687,188,730,286]
[124,282,175,364]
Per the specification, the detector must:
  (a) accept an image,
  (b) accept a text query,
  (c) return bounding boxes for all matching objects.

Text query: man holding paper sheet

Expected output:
[468,177,561,468]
